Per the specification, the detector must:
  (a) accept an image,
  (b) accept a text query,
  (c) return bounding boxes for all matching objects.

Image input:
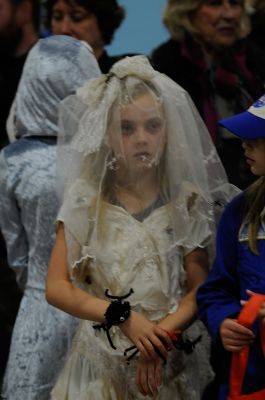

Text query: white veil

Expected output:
[56,56,240,275]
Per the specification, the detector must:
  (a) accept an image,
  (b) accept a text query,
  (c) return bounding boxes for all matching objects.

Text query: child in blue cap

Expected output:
[197,94,265,399]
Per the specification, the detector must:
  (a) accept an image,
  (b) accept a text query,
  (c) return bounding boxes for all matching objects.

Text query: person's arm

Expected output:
[0,151,28,289]
[197,195,254,351]
[46,223,172,360]
[136,353,164,397]
[135,246,209,397]
[46,223,109,321]
[158,247,209,332]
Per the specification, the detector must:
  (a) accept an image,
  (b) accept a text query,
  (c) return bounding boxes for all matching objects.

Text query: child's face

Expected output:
[242,139,265,176]
[108,92,166,174]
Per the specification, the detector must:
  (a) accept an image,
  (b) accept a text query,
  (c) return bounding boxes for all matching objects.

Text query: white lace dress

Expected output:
[51,191,213,399]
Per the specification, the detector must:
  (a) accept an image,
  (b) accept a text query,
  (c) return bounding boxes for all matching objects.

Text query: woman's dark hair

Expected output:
[45,0,125,45]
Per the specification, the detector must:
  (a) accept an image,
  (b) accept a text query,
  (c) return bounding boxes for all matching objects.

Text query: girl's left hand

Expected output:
[241,290,265,324]
[240,289,256,307]
[119,311,173,360]
[136,353,164,397]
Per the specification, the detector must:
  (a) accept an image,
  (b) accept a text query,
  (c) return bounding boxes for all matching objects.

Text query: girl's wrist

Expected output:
[157,318,182,333]
[93,288,134,349]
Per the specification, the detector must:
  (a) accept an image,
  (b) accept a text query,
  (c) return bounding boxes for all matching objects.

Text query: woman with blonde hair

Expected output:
[151,0,265,189]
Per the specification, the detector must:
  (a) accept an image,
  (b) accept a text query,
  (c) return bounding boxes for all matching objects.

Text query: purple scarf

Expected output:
[180,38,263,143]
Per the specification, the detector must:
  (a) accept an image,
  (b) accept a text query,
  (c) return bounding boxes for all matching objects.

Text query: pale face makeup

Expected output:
[242,139,265,177]
[108,92,166,177]
[192,0,243,49]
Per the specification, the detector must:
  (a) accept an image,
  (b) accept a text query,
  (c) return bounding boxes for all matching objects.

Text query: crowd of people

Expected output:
[0,0,265,399]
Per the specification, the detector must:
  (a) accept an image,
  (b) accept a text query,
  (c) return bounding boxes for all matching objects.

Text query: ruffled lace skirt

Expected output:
[51,320,213,400]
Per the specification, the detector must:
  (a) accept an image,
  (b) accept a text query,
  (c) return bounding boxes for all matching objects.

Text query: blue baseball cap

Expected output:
[219,94,265,140]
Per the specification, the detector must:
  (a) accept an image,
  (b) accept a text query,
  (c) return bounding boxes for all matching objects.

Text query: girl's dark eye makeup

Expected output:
[145,118,164,134]
[120,118,164,136]
[121,121,135,136]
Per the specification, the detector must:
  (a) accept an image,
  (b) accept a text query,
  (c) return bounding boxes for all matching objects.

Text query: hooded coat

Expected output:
[0,35,100,400]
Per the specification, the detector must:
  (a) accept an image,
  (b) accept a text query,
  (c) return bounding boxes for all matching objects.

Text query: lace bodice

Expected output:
[76,202,185,319]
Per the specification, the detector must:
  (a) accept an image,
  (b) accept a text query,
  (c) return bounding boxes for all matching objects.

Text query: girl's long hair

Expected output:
[245,175,265,254]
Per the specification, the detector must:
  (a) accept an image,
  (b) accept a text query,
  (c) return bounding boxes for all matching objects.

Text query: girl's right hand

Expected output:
[119,311,173,360]
[220,318,255,352]
[136,353,164,397]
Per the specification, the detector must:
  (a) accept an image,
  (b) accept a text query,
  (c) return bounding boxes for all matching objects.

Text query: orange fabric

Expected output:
[228,294,265,400]
[165,329,182,341]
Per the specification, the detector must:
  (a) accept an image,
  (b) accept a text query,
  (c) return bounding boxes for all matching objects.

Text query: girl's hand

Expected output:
[246,290,265,324]
[220,318,255,352]
[240,289,256,307]
[119,311,173,360]
[240,290,265,324]
[136,353,164,397]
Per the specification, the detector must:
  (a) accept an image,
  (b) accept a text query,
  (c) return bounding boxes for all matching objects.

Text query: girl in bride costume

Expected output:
[46,55,238,399]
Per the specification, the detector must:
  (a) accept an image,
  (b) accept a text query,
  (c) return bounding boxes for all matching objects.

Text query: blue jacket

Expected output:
[197,193,265,399]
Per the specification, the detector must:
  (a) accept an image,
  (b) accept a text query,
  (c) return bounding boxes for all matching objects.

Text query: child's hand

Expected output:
[220,318,255,352]
[240,290,265,324]
[119,311,173,360]
[136,353,164,397]
[240,289,256,307]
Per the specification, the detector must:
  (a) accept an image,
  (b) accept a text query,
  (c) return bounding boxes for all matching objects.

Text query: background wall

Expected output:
[106,0,169,56]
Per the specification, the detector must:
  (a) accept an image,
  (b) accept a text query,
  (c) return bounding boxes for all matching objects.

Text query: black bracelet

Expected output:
[93,288,134,350]
[104,289,132,326]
